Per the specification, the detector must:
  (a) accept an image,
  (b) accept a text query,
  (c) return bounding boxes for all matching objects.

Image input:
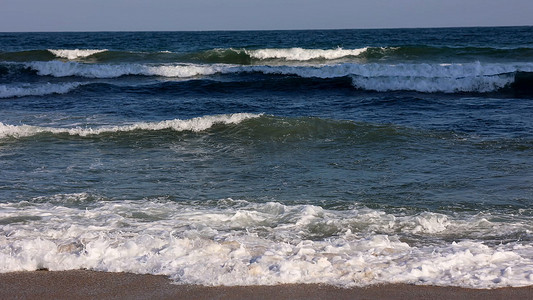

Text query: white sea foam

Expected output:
[246,47,369,61]
[26,61,228,78]
[0,197,531,287]
[249,61,533,78]
[247,62,533,93]
[0,82,84,98]
[0,113,262,139]
[48,49,108,60]
[350,74,514,93]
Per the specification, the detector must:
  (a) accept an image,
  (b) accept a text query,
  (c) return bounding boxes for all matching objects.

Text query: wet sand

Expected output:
[0,270,531,300]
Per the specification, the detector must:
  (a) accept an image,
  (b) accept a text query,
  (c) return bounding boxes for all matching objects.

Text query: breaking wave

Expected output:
[25,61,228,78]
[0,113,262,139]
[2,46,533,64]
[245,47,369,61]
[24,60,533,93]
[48,49,108,60]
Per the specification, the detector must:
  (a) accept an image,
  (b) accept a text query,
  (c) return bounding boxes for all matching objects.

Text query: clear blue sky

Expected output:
[1,0,532,31]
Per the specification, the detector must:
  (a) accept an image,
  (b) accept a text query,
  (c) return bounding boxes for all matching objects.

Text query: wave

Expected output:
[24,61,229,78]
[243,62,533,93]
[48,49,108,60]
[3,46,533,64]
[0,197,532,287]
[0,82,85,98]
[350,73,514,93]
[4,113,528,151]
[1,47,368,64]
[201,46,533,64]
[0,115,457,150]
[245,47,369,61]
[246,61,533,79]
[199,46,533,63]
[4,59,532,94]
[0,113,262,139]
[184,47,370,63]
[25,60,533,93]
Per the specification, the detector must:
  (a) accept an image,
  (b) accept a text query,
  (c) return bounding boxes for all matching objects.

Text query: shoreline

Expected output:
[0,270,531,300]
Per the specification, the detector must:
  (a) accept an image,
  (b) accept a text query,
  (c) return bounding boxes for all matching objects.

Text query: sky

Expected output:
[1,0,532,32]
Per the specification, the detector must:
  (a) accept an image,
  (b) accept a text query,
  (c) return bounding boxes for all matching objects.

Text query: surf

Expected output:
[1,196,532,288]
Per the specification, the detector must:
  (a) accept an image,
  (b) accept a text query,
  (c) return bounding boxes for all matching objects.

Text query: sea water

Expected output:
[1,27,533,288]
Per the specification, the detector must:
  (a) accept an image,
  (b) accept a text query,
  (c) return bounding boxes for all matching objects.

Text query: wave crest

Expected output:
[48,49,108,60]
[26,61,228,78]
[245,47,368,61]
[0,113,262,139]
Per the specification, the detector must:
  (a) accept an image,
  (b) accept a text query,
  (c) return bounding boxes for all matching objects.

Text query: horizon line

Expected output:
[1,24,532,34]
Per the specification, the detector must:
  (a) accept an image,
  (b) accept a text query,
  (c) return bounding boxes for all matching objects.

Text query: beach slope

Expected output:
[0,270,532,300]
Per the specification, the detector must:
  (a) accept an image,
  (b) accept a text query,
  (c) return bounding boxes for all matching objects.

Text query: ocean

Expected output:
[0,27,532,288]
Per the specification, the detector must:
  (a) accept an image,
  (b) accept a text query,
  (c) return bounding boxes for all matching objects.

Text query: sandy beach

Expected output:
[0,270,531,300]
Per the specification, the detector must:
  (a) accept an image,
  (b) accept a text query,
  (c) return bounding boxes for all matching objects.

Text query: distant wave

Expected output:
[237,62,533,93]
[0,113,262,139]
[350,73,515,93]
[48,49,108,60]
[244,47,369,61]
[3,46,533,64]
[25,61,228,78]
[158,46,533,63]
[23,61,533,93]
[0,82,85,98]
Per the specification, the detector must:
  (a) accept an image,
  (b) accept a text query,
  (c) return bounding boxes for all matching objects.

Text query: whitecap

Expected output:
[246,47,368,61]
[48,49,108,60]
[26,61,230,78]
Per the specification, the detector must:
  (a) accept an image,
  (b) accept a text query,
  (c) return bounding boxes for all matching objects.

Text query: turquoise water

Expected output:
[1,27,532,287]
